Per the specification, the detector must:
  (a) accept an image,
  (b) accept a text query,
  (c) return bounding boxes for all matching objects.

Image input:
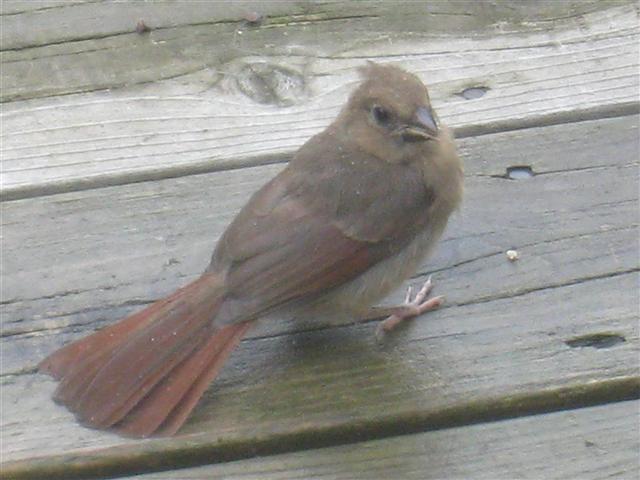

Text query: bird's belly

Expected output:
[327,224,444,317]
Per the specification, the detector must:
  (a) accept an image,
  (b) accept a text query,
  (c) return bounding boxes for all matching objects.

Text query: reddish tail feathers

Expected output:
[39,273,252,437]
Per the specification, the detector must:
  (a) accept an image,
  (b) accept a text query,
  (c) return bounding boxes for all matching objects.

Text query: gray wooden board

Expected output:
[0,0,628,50]
[1,115,638,475]
[121,401,640,480]
[1,1,638,198]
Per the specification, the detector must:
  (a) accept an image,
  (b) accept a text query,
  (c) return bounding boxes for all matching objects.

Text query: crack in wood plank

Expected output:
[447,267,640,308]
[429,224,638,274]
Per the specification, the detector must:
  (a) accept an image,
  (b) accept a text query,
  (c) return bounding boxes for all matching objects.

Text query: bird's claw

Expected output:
[376,276,444,340]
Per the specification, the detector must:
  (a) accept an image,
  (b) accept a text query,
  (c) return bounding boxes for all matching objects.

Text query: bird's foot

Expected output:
[375,276,443,339]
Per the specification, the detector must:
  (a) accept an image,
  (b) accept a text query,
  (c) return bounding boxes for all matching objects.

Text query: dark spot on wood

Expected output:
[243,11,265,26]
[506,166,534,179]
[236,63,306,106]
[460,86,489,100]
[565,333,626,349]
[136,20,150,34]
[584,440,596,447]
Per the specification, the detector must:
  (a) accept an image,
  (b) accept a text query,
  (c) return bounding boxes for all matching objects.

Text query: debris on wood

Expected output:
[136,20,151,34]
[506,250,520,261]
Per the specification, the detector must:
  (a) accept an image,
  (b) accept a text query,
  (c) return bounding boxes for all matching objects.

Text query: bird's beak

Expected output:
[399,106,439,142]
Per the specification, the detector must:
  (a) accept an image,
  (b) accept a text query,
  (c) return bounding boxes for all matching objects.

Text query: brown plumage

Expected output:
[39,63,463,437]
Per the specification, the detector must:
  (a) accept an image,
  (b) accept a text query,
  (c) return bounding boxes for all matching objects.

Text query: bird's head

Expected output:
[339,62,442,164]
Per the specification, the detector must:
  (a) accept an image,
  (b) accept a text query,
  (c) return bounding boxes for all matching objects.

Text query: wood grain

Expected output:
[1,2,638,199]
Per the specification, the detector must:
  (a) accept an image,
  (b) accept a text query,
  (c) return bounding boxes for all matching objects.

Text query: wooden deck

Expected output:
[1,1,638,478]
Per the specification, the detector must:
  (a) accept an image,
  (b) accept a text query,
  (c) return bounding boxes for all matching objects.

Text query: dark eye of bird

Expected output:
[371,105,391,126]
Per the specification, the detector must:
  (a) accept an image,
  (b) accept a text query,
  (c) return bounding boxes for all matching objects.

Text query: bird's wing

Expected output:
[209,135,433,325]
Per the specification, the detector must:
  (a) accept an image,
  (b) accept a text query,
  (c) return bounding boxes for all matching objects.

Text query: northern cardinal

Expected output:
[39,63,463,437]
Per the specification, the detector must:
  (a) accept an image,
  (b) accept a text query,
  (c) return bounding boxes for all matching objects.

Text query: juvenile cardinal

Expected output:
[39,63,463,437]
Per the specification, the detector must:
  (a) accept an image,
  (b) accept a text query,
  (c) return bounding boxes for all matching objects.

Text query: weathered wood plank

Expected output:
[1,116,637,474]
[1,0,626,51]
[1,2,638,198]
[121,401,640,480]
[2,115,637,360]
[2,278,637,477]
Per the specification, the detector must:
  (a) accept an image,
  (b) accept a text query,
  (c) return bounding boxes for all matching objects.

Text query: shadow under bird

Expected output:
[39,63,464,437]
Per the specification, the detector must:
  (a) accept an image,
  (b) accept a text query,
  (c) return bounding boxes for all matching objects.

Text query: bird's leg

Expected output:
[359,276,444,338]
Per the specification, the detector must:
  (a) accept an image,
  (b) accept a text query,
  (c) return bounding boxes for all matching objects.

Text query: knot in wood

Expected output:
[236,63,306,106]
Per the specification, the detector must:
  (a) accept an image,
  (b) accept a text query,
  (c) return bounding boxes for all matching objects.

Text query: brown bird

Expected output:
[39,63,463,438]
